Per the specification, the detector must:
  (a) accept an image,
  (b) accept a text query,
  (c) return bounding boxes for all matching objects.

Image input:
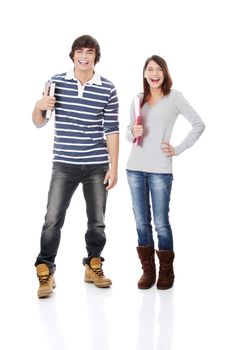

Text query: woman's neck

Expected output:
[150,87,163,98]
[147,88,163,104]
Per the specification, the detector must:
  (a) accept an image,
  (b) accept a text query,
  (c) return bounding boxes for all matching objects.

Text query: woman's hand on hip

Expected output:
[161,143,176,157]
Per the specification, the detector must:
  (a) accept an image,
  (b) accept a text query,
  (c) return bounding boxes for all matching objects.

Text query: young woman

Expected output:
[126,55,205,290]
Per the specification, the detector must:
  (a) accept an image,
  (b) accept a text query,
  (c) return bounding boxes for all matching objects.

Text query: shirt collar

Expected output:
[65,69,102,85]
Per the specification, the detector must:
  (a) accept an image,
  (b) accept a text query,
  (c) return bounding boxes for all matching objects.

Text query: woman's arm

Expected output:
[174,92,206,155]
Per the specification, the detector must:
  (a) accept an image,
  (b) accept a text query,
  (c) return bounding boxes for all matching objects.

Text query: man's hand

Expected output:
[103,168,118,190]
[35,95,56,111]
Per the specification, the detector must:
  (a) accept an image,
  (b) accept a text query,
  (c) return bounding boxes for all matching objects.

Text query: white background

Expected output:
[1,0,233,349]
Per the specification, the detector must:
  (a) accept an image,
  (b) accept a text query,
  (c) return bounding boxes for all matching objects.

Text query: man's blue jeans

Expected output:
[35,163,109,270]
[126,170,173,250]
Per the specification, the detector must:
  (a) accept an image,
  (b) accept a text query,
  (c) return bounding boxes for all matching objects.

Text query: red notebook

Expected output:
[134,96,141,146]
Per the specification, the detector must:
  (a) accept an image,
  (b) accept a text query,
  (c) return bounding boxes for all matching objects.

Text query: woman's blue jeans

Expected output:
[35,163,108,270]
[126,170,173,250]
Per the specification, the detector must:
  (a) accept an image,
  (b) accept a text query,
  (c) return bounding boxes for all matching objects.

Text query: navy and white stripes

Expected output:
[49,70,119,165]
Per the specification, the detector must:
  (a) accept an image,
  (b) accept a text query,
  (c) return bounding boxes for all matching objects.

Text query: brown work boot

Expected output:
[137,246,156,289]
[156,250,175,290]
[84,257,112,288]
[36,263,56,298]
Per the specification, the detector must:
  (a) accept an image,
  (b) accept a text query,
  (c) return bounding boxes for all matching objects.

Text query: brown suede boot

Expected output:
[36,263,56,298]
[136,246,156,289]
[84,257,112,288]
[156,250,175,290]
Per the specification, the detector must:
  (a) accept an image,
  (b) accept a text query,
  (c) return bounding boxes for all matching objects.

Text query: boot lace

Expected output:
[38,275,50,286]
[91,266,104,277]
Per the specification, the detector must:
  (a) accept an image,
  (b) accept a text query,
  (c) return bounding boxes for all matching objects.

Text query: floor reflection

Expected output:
[38,297,67,350]
[137,287,174,350]
[137,290,157,350]
[85,284,112,350]
[156,288,174,350]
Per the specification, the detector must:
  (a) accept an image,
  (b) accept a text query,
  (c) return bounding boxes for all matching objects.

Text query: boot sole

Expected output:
[157,284,174,290]
[84,279,112,288]
[38,289,54,298]
[138,283,155,289]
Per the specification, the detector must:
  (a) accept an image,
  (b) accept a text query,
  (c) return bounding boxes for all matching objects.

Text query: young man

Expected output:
[33,35,119,298]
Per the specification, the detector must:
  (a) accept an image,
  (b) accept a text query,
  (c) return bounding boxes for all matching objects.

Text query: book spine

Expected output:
[45,82,56,120]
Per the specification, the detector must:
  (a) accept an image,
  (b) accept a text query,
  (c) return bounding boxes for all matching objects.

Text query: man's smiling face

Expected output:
[73,48,96,72]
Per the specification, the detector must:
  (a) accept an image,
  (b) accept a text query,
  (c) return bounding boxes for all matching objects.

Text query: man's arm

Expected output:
[32,101,46,127]
[104,133,119,190]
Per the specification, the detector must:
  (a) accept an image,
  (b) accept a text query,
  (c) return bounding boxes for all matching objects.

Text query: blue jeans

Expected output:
[126,170,173,250]
[35,163,109,270]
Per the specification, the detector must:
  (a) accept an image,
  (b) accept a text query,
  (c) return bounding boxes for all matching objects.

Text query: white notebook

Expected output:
[44,82,56,120]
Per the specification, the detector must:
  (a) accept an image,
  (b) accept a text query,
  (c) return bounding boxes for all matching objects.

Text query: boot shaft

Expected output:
[156,250,175,290]
[137,246,156,289]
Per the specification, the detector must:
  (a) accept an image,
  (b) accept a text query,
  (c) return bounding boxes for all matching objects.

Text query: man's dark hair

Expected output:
[69,35,101,64]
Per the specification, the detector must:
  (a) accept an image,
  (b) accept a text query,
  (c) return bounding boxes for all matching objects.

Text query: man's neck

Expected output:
[74,68,94,85]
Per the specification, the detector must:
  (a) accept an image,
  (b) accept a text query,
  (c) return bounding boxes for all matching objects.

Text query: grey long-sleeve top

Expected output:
[126,89,205,174]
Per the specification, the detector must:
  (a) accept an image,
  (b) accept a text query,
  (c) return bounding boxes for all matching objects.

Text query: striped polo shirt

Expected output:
[49,69,119,165]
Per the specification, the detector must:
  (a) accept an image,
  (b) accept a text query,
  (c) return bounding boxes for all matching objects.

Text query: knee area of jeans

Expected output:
[156,229,172,241]
[157,232,170,240]
[154,221,171,230]
[42,220,61,234]
[44,210,64,225]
